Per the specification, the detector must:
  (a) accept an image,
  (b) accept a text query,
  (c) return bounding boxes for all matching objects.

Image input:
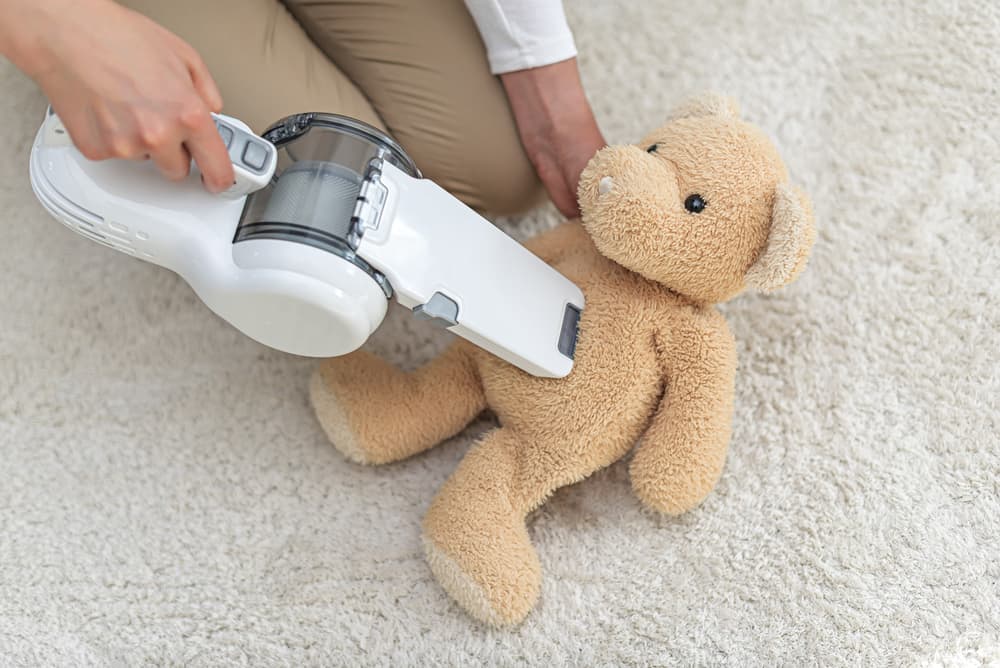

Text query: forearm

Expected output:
[499,58,594,129]
[462,0,603,217]
[498,58,604,217]
[0,0,41,71]
[2,0,233,190]
[0,0,91,75]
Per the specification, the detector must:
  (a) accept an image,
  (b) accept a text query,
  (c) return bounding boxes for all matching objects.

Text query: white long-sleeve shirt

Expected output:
[463,0,576,74]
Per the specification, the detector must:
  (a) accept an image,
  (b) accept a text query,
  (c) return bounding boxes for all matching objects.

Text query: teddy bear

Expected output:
[309,93,816,627]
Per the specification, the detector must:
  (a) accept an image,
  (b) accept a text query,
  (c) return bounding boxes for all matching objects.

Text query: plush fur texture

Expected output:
[311,95,816,626]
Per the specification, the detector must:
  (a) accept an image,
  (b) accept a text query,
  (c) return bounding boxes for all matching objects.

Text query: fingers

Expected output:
[173,39,232,191]
[76,102,232,192]
[31,2,233,193]
[181,107,235,193]
[550,181,580,219]
[128,112,191,182]
[68,107,115,162]
[150,142,192,182]
[534,157,579,218]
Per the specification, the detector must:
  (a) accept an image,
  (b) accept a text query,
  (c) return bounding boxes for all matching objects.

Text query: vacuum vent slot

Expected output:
[76,224,105,238]
[74,224,132,256]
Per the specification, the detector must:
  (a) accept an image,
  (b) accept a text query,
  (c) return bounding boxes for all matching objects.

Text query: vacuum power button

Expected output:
[242,141,269,171]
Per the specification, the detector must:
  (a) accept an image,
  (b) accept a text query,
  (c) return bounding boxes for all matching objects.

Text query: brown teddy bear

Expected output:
[310,94,816,627]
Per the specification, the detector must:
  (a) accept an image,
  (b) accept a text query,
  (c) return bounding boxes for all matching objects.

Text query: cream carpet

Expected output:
[1,1,998,665]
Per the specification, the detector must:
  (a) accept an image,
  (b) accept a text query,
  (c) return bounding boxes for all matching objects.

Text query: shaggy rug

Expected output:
[1,1,997,665]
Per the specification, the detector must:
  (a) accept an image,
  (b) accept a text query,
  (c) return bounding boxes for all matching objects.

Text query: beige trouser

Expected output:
[118,0,542,214]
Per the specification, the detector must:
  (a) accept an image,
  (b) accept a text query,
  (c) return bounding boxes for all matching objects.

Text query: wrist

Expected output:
[500,58,594,129]
[500,58,605,217]
[1,0,51,76]
[500,57,604,169]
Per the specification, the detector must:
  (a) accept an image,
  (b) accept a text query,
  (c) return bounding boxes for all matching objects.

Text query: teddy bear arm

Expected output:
[629,313,737,515]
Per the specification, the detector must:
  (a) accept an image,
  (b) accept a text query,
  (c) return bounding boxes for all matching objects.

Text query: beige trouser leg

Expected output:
[117,0,542,214]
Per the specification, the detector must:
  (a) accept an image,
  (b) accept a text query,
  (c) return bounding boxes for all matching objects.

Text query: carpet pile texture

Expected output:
[1,1,997,664]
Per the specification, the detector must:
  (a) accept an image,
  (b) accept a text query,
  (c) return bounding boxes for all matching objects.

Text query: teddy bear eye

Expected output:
[646,144,659,153]
[684,194,707,213]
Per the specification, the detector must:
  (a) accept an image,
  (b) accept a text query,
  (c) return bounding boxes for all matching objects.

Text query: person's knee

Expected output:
[403,123,544,216]
[456,143,544,216]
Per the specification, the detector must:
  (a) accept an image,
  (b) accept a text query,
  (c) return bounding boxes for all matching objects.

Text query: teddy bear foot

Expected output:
[421,428,543,627]
[309,362,371,464]
[311,352,417,465]
[422,528,540,628]
[311,346,488,466]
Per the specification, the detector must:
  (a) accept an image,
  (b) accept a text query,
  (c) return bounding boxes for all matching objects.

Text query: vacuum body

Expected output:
[29,110,584,378]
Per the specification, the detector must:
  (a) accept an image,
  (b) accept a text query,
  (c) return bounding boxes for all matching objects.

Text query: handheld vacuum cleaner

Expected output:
[29,109,584,377]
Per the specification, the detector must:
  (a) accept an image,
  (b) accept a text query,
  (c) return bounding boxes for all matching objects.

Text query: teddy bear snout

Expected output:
[598,176,614,195]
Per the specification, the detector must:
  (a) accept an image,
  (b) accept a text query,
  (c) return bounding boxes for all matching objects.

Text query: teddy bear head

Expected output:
[577,94,816,304]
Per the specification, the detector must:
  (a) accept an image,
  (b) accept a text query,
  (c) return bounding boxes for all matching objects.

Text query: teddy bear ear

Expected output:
[745,182,817,292]
[668,93,741,121]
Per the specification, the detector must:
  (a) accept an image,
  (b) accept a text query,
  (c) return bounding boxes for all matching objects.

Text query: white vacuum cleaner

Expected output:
[29,108,584,377]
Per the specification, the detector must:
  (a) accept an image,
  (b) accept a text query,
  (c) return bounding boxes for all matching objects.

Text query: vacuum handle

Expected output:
[43,108,276,199]
[33,109,251,274]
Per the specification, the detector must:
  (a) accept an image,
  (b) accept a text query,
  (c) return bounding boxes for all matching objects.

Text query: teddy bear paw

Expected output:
[630,460,721,516]
[309,363,372,465]
[422,532,540,628]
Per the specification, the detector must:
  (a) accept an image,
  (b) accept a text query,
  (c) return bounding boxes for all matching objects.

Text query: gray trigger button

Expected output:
[413,292,459,328]
[216,121,234,148]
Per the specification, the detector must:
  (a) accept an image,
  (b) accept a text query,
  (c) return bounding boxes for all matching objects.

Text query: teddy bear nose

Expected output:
[598,176,614,195]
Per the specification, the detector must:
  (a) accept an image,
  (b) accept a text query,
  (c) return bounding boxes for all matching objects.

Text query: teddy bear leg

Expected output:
[310,344,485,465]
[421,427,544,627]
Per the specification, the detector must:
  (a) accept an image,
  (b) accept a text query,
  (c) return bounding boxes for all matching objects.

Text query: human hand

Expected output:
[0,0,235,192]
[500,58,605,218]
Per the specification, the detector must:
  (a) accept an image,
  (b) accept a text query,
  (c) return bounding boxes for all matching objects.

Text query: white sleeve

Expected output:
[463,0,577,74]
